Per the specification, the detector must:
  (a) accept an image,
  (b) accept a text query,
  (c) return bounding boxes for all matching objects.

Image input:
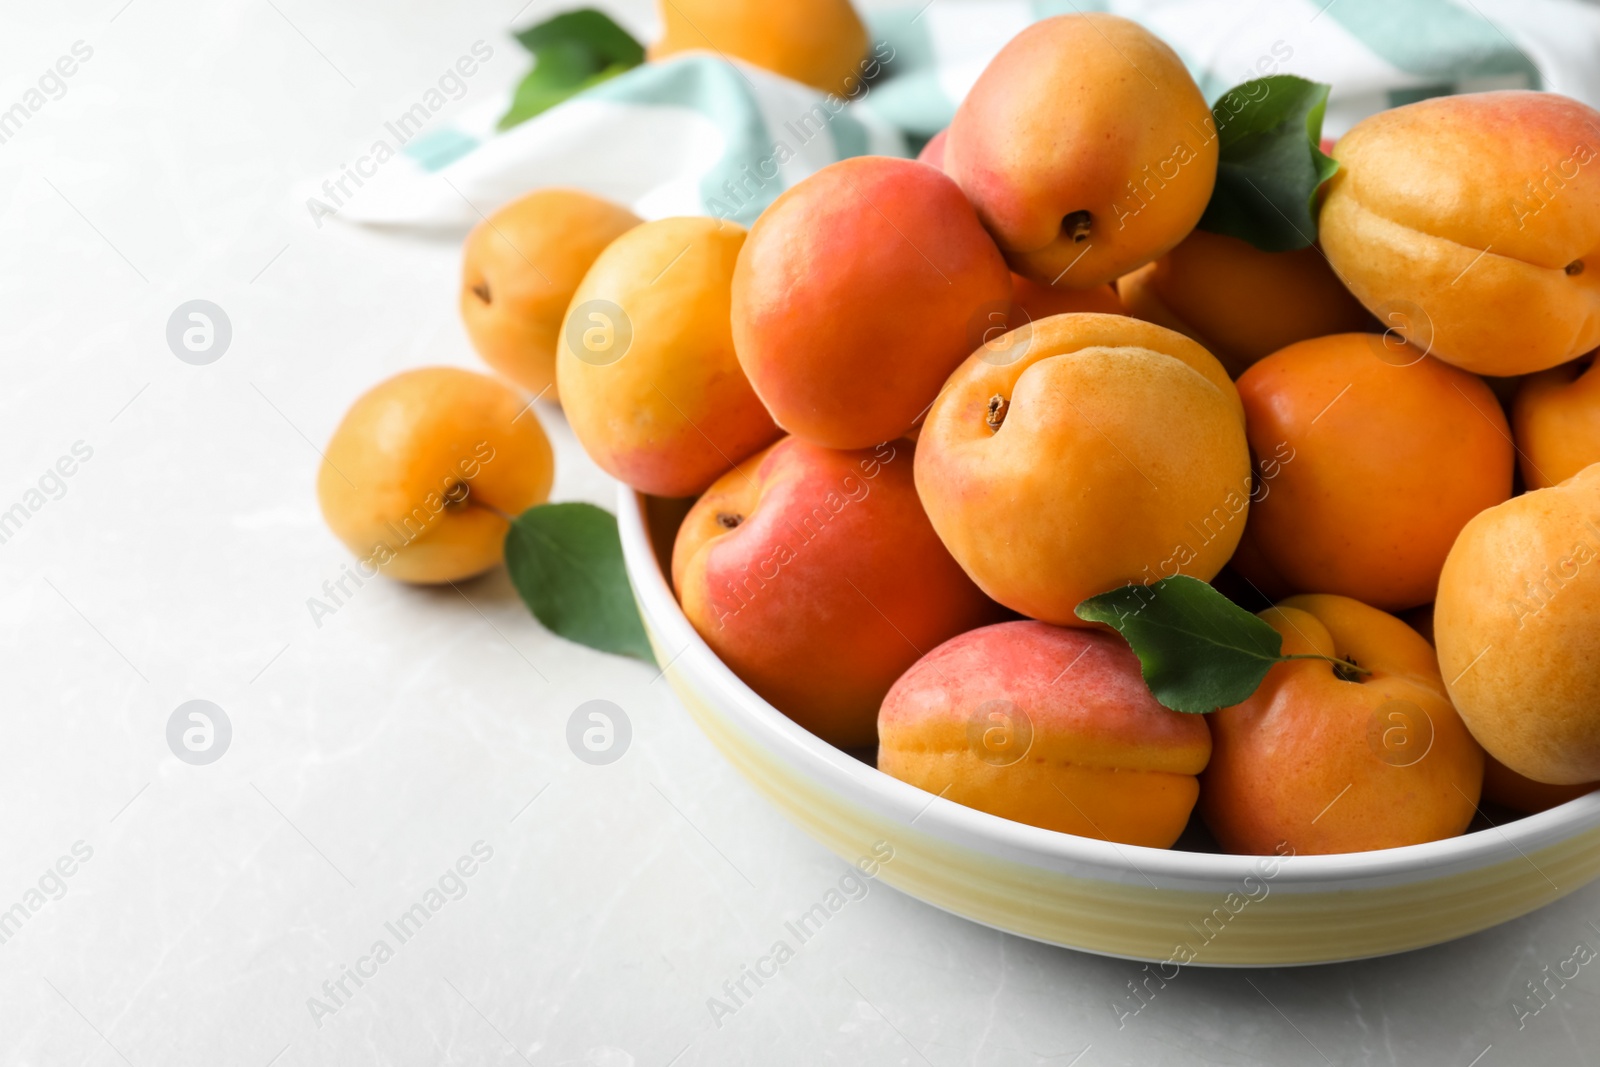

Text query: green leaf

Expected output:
[497,9,646,131]
[1074,575,1283,714]
[504,502,655,664]
[1197,75,1340,252]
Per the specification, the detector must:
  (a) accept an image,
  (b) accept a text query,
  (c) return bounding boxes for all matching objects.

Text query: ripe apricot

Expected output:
[1319,91,1600,376]
[966,275,1125,360]
[673,436,999,748]
[1513,354,1600,489]
[649,0,870,97]
[558,217,780,498]
[460,189,641,399]
[944,14,1217,288]
[1010,273,1124,321]
[317,367,553,583]
[915,313,1249,624]
[1484,755,1598,815]
[1202,595,1483,855]
[878,620,1212,848]
[1235,333,1514,611]
[731,156,1012,449]
[1118,229,1372,377]
[1435,463,1600,784]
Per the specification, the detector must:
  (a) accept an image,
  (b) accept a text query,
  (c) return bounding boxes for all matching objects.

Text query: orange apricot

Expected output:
[731,156,1012,449]
[673,436,999,748]
[1484,756,1598,815]
[1235,333,1514,610]
[1435,464,1600,784]
[879,621,1212,848]
[1118,229,1372,377]
[317,367,553,583]
[915,313,1249,624]
[944,14,1217,288]
[649,0,871,97]
[558,217,779,498]
[1513,354,1600,489]
[460,189,641,399]
[1319,91,1600,376]
[1202,595,1483,855]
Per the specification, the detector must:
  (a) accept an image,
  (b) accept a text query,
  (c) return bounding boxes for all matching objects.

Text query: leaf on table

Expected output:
[1074,575,1284,714]
[504,502,656,664]
[1198,75,1340,252]
[497,9,646,131]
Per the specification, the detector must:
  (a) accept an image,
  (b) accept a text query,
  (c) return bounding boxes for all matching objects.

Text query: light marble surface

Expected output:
[3,1,1599,1064]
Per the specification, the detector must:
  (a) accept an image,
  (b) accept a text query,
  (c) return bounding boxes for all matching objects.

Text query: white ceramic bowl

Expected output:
[619,487,1600,966]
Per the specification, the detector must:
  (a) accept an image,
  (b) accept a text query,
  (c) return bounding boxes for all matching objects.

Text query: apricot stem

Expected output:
[471,281,491,303]
[1567,260,1585,276]
[1281,652,1371,679]
[1063,211,1092,243]
[985,394,1009,431]
[715,512,743,529]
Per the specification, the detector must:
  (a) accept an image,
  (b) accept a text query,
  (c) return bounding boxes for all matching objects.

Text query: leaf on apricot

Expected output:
[505,502,656,664]
[1074,575,1283,714]
[1198,75,1340,253]
[497,9,646,132]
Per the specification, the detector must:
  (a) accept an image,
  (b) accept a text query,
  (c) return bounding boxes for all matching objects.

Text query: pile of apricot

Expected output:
[319,12,1600,857]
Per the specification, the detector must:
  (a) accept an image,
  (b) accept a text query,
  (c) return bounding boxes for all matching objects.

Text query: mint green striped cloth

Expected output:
[312,0,1599,233]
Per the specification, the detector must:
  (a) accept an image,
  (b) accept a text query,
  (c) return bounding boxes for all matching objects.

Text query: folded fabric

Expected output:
[300,0,1600,234]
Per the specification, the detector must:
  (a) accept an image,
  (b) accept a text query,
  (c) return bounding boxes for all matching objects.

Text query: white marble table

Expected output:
[2,1,1597,1063]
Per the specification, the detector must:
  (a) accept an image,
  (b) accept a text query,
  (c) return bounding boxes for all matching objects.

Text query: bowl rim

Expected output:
[619,485,1600,888]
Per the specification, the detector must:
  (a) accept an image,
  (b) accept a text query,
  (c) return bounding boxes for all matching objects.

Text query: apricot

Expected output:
[558,217,780,498]
[1118,229,1373,377]
[1010,273,1124,321]
[1319,91,1600,376]
[944,14,1217,288]
[673,436,998,748]
[648,0,870,97]
[1513,354,1600,488]
[1484,755,1598,815]
[917,129,947,169]
[1202,595,1483,855]
[731,156,1012,449]
[878,620,1211,848]
[968,275,1124,360]
[317,367,553,583]
[1235,333,1514,611]
[1435,463,1600,784]
[460,189,641,398]
[915,313,1249,625]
